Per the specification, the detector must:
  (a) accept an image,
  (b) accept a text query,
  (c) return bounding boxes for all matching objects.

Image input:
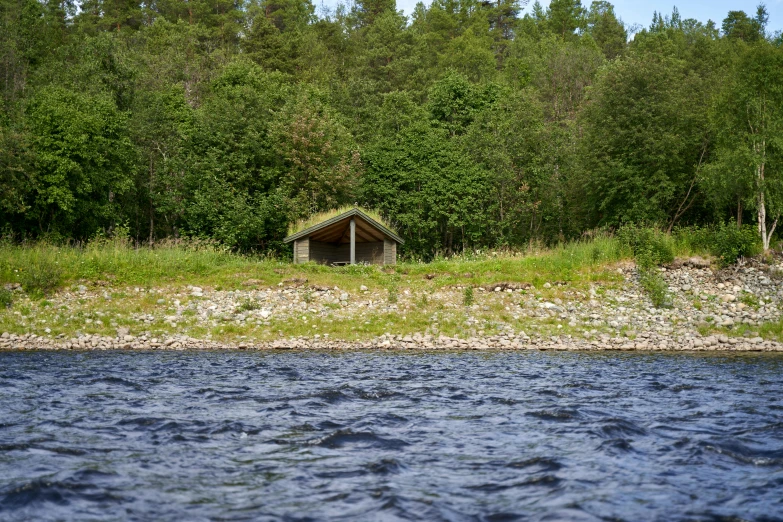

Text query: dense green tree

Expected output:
[26,86,135,238]
[271,90,362,219]
[706,41,783,251]
[722,5,767,42]
[581,53,708,227]
[585,0,626,59]
[460,89,548,244]
[362,123,492,257]
[183,61,291,249]
[427,70,500,135]
[545,0,585,38]
[0,0,781,256]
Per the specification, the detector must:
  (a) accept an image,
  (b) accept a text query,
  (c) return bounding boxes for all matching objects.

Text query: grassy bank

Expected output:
[0,236,634,342]
[4,233,779,347]
[0,236,637,295]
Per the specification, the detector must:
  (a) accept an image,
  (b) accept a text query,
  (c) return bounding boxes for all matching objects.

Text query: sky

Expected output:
[318,0,783,33]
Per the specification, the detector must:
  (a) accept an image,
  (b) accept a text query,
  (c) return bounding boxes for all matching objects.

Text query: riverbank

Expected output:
[2,240,783,351]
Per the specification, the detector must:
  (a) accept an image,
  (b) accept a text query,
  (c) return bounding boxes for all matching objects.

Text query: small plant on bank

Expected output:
[618,226,674,308]
[739,292,760,309]
[636,251,672,309]
[0,287,12,308]
[236,299,261,312]
[463,286,474,307]
[19,256,63,298]
[617,224,675,265]
[387,283,398,304]
[713,221,759,268]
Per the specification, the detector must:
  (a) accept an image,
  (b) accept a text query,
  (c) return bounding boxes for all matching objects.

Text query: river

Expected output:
[1,351,782,521]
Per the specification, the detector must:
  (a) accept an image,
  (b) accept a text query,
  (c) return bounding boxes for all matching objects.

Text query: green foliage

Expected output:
[638,265,672,309]
[618,224,673,307]
[0,288,12,308]
[704,40,783,251]
[463,286,474,307]
[26,85,135,238]
[617,225,674,267]
[581,51,711,227]
[387,283,398,304]
[0,0,781,260]
[671,225,717,255]
[713,221,760,267]
[18,253,63,297]
[236,299,261,312]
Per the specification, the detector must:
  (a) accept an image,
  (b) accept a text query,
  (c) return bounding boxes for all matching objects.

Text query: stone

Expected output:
[360,285,368,292]
[687,256,711,268]
[77,285,87,294]
[543,282,552,289]
[721,294,736,303]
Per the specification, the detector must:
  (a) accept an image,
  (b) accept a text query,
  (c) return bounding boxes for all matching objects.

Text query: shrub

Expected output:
[638,267,672,309]
[0,288,12,308]
[19,257,62,297]
[617,224,674,266]
[387,284,398,304]
[463,286,474,306]
[672,225,716,255]
[236,298,260,312]
[713,221,759,268]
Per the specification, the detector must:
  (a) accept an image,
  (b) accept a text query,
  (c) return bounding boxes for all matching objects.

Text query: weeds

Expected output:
[236,299,261,312]
[387,283,398,304]
[739,292,760,309]
[618,224,674,265]
[463,286,474,307]
[638,267,672,308]
[713,221,759,268]
[19,256,63,298]
[0,288,12,308]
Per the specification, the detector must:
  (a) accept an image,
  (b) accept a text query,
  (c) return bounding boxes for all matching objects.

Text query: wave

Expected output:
[310,429,409,450]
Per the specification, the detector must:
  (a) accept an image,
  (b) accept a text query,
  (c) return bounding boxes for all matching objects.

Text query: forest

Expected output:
[1,0,782,259]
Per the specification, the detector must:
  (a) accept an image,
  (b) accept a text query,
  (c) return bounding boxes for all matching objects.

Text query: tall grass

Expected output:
[2,225,749,298]
[0,239,263,290]
[0,235,632,296]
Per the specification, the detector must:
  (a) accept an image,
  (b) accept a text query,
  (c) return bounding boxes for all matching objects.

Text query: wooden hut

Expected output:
[283,208,403,265]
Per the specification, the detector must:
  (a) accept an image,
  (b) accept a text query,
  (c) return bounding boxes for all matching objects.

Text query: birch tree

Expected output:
[708,41,783,251]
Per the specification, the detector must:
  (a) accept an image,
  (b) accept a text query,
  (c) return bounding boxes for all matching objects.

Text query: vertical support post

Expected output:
[350,219,356,265]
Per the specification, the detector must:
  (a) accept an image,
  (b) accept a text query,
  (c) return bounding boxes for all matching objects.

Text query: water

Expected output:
[0,351,782,521]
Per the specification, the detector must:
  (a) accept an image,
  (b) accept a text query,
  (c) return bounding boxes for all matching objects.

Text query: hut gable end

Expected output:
[283,208,402,266]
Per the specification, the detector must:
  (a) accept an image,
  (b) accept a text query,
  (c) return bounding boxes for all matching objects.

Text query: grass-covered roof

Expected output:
[284,206,402,244]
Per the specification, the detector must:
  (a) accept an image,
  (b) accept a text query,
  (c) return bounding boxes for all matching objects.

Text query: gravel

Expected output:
[2,257,783,352]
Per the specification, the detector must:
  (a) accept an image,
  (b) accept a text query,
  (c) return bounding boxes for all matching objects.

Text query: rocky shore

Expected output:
[2,256,783,353]
[2,329,782,352]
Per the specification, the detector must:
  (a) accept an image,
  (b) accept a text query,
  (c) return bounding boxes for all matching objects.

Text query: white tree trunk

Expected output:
[755,138,776,251]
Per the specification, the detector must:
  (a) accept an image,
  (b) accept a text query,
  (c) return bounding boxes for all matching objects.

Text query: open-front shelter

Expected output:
[283,208,403,265]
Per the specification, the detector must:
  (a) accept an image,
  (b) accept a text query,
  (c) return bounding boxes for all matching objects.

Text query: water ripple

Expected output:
[0,350,781,521]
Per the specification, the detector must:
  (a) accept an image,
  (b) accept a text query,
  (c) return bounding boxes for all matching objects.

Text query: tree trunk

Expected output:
[755,139,776,251]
